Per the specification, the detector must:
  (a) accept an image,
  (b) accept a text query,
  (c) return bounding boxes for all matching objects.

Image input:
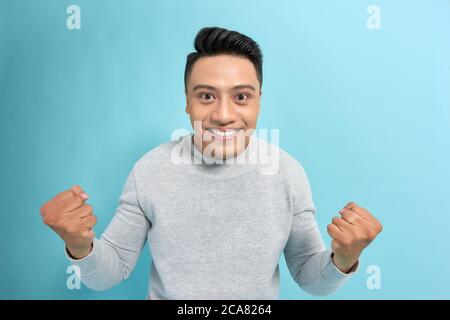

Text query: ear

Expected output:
[258,90,262,114]
[185,92,189,114]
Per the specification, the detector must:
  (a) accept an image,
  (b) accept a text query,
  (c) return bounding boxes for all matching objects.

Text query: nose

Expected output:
[210,98,237,125]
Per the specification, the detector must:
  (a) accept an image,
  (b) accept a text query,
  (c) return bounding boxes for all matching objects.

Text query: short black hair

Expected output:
[184,27,263,91]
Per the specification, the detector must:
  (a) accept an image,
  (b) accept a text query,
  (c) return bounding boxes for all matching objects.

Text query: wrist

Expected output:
[66,242,93,260]
[331,252,358,274]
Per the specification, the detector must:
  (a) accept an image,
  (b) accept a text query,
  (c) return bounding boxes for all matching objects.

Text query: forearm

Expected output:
[331,252,359,274]
[64,166,150,291]
[65,237,128,291]
[293,250,357,296]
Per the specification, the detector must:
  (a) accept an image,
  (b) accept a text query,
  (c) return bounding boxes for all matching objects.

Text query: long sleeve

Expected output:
[65,165,151,291]
[283,162,357,296]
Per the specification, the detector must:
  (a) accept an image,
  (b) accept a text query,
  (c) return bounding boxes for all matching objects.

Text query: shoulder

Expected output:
[266,140,312,191]
[255,136,307,178]
[133,137,182,174]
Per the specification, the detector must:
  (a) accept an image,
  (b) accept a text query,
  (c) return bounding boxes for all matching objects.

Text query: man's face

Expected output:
[185,54,261,160]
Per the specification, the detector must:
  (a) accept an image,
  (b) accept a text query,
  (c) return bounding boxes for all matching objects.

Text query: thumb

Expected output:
[71,185,89,200]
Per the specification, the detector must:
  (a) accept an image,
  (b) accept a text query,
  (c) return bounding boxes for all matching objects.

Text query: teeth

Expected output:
[207,129,239,137]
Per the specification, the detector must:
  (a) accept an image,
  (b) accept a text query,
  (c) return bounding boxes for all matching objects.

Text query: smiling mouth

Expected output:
[205,128,243,141]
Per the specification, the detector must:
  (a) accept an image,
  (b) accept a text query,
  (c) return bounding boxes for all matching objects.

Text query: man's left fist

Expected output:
[327,201,383,273]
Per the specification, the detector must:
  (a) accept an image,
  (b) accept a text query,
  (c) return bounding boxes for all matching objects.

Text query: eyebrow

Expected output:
[192,84,257,92]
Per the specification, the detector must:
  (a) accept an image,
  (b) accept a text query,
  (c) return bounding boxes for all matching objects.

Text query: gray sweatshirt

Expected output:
[66,133,357,299]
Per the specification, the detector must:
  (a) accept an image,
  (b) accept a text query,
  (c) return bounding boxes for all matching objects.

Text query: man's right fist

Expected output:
[40,185,97,259]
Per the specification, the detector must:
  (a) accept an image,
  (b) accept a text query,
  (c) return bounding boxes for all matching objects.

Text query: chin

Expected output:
[214,144,246,160]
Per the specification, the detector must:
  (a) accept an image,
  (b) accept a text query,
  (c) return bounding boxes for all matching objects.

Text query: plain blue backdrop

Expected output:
[1,0,449,299]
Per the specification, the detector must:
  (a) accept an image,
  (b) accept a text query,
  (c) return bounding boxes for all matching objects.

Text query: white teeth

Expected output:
[207,129,240,137]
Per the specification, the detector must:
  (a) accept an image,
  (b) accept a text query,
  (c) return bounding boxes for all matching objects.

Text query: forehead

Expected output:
[188,54,259,90]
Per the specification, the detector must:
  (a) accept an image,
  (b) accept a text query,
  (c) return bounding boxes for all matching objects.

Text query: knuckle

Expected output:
[82,230,94,239]
[360,229,373,241]
[341,239,352,247]
[44,214,60,227]
[356,231,366,241]
[52,216,62,227]
[66,225,77,235]
[39,203,48,216]
[79,230,88,238]
[326,224,333,233]
[377,222,383,233]
[368,229,377,239]
[42,215,52,226]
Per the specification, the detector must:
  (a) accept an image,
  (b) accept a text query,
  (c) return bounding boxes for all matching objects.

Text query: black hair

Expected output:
[184,27,263,91]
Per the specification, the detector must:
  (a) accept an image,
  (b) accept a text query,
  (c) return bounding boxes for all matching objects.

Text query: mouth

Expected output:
[205,128,243,141]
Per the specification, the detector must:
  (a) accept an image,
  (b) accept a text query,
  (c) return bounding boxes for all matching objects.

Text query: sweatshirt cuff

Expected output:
[321,251,359,287]
[65,238,103,277]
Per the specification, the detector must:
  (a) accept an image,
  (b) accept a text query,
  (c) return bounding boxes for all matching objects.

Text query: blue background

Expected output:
[1,0,449,299]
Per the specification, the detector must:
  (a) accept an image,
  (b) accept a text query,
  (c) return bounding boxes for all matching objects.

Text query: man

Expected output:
[40,27,382,299]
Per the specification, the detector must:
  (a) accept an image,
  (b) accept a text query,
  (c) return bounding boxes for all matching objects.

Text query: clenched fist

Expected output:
[40,185,97,259]
[327,201,383,273]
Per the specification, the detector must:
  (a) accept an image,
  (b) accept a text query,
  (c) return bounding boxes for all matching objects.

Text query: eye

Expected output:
[235,93,250,103]
[199,93,215,102]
